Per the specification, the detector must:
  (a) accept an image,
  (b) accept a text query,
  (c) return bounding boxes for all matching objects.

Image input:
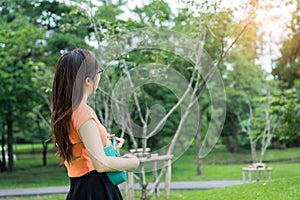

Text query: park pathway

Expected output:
[0,180,243,198]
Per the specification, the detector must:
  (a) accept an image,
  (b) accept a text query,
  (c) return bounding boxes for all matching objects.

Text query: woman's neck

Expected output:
[82,92,89,104]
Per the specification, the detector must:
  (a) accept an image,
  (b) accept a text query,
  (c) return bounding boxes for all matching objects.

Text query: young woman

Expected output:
[51,48,139,200]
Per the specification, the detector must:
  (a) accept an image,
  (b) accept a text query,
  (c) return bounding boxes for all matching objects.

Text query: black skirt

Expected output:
[66,170,123,200]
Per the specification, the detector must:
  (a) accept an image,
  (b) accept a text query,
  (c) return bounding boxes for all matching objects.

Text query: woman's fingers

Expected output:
[107,134,115,140]
[116,137,125,148]
[107,134,125,148]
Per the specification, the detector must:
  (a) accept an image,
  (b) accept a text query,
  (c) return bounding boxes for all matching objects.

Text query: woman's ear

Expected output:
[85,77,92,86]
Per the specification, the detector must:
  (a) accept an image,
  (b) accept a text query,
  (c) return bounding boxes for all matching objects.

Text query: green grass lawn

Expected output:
[0,145,299,188]
[0,144,299,199]
[0,153,68,189]
[200,145,300,164]
[1,195,67,200]
[12,143,55,154]
[171,146,300,181]
[2,176,300,200]
[156,176,300,200]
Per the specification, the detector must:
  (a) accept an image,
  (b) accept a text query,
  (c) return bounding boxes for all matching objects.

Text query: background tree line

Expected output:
[0,0,299,174]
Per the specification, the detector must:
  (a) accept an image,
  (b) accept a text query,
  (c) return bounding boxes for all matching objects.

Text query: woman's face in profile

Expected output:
[90,51,102,91]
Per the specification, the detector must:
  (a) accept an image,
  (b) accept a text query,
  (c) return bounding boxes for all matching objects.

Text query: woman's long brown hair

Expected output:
[51,49,98,164]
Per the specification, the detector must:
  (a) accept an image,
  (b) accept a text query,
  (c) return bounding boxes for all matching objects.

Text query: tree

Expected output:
[0,6,45,170]
[223,50,267,152]
[32,0,92,166]
[0,0,93,170]
[273,0,300,87]
[272,86,300,141]
[237,92,282,164]
[84,0,255,198]
[269,0,300,144]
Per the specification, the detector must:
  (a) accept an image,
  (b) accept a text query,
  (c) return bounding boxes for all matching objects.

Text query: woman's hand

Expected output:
[115,137,125,148]
[121,154,140,171]
[107,134,125,148]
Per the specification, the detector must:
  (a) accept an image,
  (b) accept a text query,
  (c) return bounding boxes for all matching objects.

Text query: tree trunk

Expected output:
[196,131,202,176]
[196,110,202,176]
[1,121,6,171]
[6,110,14,171]
[224,136,233,152]
[229,113,239,153]
[36,120,48,166]
[42,142,47,166]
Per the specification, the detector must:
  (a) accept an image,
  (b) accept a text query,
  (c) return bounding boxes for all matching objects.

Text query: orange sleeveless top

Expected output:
[65,101,108,177]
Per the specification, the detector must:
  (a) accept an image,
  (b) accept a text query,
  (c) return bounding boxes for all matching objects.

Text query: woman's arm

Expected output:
[79,119,139,173]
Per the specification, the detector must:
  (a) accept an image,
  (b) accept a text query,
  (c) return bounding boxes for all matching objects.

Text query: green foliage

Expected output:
[272,0,300,87]
[272,87,300,141]
[273,3,300,87]
[0,0,93,170]
[0,0,299,172]
[222,44,268,151]
[133,0,172,26]
[95,2,123,23]
[0,10,45,131]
